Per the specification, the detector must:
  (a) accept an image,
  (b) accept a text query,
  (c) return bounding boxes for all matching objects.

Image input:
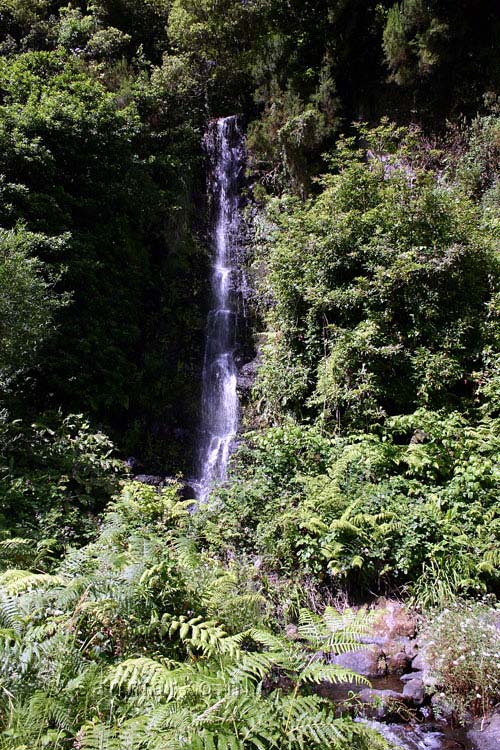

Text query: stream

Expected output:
[322,677,472,749]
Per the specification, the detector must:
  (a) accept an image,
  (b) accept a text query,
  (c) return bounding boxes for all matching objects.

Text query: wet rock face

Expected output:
[237,356,259,394]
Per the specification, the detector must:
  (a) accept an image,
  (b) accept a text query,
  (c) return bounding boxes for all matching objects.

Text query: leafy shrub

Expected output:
[85,26,131,60]
[254,122,499,429]
[0,411,124,546]
[421,600,500,722]
[203,409,500,598]
[0,226,68,389]
[56,5,94,51]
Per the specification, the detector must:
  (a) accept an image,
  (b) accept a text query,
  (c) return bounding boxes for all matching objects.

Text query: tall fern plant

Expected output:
[77,609,386,750]
[0,482,388,750]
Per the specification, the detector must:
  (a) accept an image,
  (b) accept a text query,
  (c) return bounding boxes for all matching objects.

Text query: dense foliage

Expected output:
[0,480,388,749]
[0,18,207,475]
[2,0,500,744]
[197,117,500,608]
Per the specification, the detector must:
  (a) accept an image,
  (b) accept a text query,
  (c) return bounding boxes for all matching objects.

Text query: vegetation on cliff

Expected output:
[2,1,500,746]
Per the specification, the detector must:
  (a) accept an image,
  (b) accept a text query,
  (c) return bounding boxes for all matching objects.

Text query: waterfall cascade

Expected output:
[196,116,246,502]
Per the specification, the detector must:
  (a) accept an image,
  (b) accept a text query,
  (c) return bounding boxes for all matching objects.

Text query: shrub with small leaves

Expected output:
[421,600,500,722]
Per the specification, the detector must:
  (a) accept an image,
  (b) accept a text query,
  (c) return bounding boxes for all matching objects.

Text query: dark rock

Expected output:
[237,357,259,392]
[179,482,198,501]
[386,649,411,674]
[468,709,500,750]
[402,677,425,705]
[133,474,165,486]
[357,688,407,720]
[331,644,386,677]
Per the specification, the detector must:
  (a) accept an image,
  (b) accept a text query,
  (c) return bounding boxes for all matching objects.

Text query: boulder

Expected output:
[411,651,427,672]
[402,637,419,660]
[468,710,500,750]
[331,644,386,677]
[401,670,424,683]
[385,648,411,674]
[402,677,425,705]
[373,601,417,640]
[357,688,407,720]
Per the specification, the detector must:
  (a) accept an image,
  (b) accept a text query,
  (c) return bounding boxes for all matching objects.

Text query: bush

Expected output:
[0,412,124,546]
[421,600,500,722]
[201,409,500,598]
[254,123,500,428]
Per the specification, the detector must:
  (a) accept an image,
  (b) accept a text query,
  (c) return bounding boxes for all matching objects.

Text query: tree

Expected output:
[0,226,67,389]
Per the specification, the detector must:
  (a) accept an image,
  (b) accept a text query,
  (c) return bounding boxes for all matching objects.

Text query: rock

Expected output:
[402,677,425,705]
[367,722,463,750]
[411,651,427,672]
[237,358,259,392]
[386,649,411,674]
[285,624,299,640]
[373,600,417,640]
[331,644,386,677]
[357,688,407,720]
[359,635,387,647]
[134,474,165,486]
[403,638,419,660]
[468,709,500,750]
[328,602,420,678]
[401,670,424,682]
[179,482,197,501]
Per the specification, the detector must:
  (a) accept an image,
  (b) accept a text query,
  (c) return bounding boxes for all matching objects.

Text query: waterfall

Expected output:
[196,116,245,502]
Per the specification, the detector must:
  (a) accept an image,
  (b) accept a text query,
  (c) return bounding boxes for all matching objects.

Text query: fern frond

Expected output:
[0,569,62,595]
[297,607,371,654]
[108,657,182,700]
[299,661,369,686]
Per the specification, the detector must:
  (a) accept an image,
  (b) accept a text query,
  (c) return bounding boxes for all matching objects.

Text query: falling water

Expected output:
[196,116,245,502]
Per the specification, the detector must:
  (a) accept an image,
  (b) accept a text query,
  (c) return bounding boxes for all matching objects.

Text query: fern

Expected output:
[0,481,389,750]
[0,569,62,595]
[297,606,371,654]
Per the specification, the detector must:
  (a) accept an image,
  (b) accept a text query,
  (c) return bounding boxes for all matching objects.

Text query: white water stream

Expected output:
[195,116,245,502]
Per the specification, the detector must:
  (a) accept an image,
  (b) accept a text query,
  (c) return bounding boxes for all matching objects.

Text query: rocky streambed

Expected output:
[318,601,499,750]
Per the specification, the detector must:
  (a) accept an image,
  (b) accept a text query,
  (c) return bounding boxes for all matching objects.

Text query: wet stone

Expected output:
[468,709,500,750]
[402,677,425,705]
[330,644,386,677]
[357,688,407,720]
